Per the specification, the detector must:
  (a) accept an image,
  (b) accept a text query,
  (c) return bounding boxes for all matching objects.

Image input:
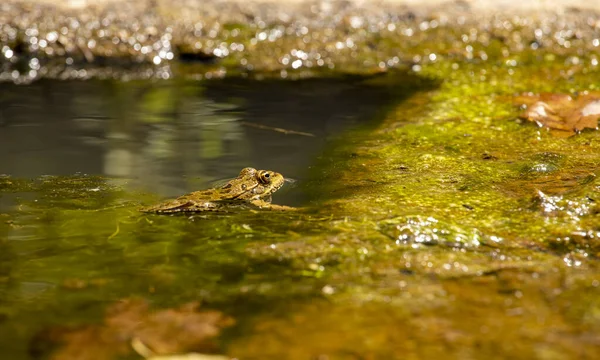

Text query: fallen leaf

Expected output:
[515,92,600,136]
[33,298,234,360]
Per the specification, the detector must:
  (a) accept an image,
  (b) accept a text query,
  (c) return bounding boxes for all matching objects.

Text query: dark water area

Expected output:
[0,76,401,207]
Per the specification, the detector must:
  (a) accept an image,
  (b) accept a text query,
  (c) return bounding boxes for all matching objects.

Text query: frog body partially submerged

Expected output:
[141,167,286,214]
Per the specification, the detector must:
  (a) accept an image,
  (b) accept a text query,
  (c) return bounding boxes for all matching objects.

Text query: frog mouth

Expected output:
[271,175,285,191]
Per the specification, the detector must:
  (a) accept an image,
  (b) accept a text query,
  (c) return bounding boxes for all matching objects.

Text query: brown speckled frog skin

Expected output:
[141,167,285,214]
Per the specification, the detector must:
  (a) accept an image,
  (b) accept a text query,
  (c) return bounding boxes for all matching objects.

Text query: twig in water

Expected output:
[241,121,315,137]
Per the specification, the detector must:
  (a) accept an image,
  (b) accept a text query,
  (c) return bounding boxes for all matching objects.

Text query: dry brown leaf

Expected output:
[515,92,600,136]
[34,298,234,360]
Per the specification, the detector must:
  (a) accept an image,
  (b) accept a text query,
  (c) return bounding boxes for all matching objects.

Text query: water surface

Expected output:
[1,77,401,206]
[0,73,431,359]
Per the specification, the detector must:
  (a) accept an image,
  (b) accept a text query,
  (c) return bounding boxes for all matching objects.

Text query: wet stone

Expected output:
[378,215,501,249]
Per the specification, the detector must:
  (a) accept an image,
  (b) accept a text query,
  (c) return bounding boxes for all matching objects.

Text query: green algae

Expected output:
[240,55,600,357]
[224,52,600,358]
[0,173,339,358]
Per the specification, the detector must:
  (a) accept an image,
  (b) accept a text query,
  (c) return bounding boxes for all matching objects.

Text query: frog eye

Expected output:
[258,171,271,184]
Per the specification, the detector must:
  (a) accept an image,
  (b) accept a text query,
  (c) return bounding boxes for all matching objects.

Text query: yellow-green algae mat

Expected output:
[230,62,600,358]
[1,62,600,359]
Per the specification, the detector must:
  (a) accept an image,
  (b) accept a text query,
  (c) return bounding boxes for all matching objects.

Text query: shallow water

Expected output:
[0,73,432,359]
[2,2,600,356]
[1,63,599,359]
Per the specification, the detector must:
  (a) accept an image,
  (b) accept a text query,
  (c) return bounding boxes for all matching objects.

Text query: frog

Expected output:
[141,167,286,214]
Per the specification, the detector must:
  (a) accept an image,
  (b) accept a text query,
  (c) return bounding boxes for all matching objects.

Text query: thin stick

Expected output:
[241,121,316,137]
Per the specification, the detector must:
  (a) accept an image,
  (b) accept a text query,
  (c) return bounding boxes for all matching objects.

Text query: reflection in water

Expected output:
[0,78,396,206]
